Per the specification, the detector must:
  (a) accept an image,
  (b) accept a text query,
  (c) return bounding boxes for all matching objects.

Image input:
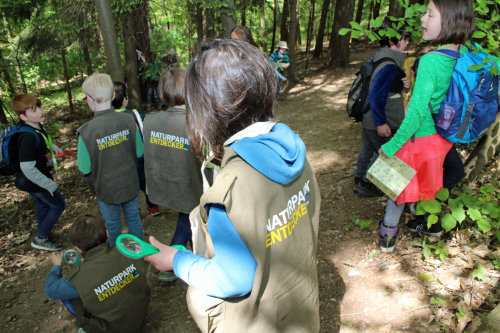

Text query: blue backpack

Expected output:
[430,46,499,143]
[0,124,39,176]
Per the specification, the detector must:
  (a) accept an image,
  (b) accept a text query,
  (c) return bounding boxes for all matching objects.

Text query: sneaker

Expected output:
[147,206,160,216]
[31,237,62,251]
[353,178,383,198]
[407,216,443,237]
[158,271,177,282]
[379,221,398,253]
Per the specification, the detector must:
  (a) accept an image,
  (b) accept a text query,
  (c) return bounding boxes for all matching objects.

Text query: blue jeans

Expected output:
[29,189,66,239]
[170,212,192,248]
[97,196,143,246]
[383,199,405,228]
[147,86,163,108]
[354,128,391,180]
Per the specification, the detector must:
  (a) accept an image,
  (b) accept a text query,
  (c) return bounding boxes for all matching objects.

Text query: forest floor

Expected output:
[0,44,499,333]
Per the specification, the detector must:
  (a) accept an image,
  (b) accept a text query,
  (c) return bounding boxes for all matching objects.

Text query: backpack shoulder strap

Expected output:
[17,125,41,148]
[429,49,460,60]
[130,109,144,134]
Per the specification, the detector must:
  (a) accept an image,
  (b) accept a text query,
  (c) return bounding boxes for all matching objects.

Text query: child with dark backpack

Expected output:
[10,94,66,251]
[45,214,150,333]
[111,81,160,216]
[353,25,410,197]
[378,0,476,252]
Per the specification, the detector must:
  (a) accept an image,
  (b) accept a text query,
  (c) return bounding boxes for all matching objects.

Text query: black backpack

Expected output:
[346,57,394,122]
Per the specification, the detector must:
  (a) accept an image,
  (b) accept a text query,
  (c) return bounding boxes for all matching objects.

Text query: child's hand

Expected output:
[143,236,178,272]
[402,77,410,89]
[50,252,63,266]
[282,63,289,69]
[378,148,389,159]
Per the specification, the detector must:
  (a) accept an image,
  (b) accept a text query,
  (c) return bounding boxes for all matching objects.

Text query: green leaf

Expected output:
[351,30,361,39]
[472,265,487,281]
[423,246,432,260]
[338,28,351,36]
[481,201,499,216]
[435,188,449,201]
[468,64,485,71]
[472,31,487,39]
[421,199,442,214]
[451,206,466,223]
[491,65,499,76]
[477,218,492,233]
[431,299,446,305]
[350,21,362,30]
[427,214,439,228]
[448,197,461,209]
[467,208,482,221]
[367,32,379,42]
[441,213,457,232]
[416,202,426,215]
[355,219,372,229]
[417,272,434,281]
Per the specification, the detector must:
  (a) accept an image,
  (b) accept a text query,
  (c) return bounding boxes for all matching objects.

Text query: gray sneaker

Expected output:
[31,237,62,251]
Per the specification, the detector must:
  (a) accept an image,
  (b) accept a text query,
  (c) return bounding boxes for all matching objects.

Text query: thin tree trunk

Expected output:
[305,0,316,70]
[312,0,331,59]
[194,0,204,45]
[14,55,27,93]
[80,34,93,75]
[0,100,8,124]
[270,0,279,53]
[205,1,216,39]
[464,113,500,182]
[0,48,16,98]
[221,0,236,38]
[122,10,142,111]
[241,0,246,26]
[95,0,124,82]
[133,0,152,60]
[368,0,374,29]
[328,0,355,68]
[280,0,289,42]
[61,48,75,113]
[287,0,298,84]
[373,0,382,20]
[260,3,266,50]
[355,0,364,23]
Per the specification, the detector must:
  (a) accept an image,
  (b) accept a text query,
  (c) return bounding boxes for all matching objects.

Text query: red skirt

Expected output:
[395,134,452,205]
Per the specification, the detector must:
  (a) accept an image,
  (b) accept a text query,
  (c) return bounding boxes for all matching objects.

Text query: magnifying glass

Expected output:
[63,249,81,265]
[116,234,187,259]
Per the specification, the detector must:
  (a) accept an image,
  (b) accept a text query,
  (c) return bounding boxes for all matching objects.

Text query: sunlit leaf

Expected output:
[452,206,466,223]
[427,214,439,229]
[416,202,426,215]
[477,218,491,233]
[467,208,482,221]
[435,188,449,201]
[338,28,350,36]
[441,213,457,232]
[472,31,487,39]
[421,199,441,214]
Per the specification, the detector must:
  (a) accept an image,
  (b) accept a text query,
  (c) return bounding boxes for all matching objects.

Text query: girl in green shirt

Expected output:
[377,0,476,252]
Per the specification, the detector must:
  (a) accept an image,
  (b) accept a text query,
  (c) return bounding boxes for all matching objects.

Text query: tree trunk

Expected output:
[80,34,93,75]
[61,48,75,113]
[14,55,27,93]
[0,48,16,98]
[259,3,267,51]
[133,0,151,61]
[328,0,354,68]
[373,0,382,20]
[387,0,404,17]
[0,100,8,124]
[368,0,374,28]
[463,113,500,182]
[241,0,246,26]
[122,9,142,111]
[280,0,289,42]
[312,0,331,59]
[221,0,236,38]
[355,0,364,23]
[270,0,279,53]
[192,0,204,45]
[305,0,316,70]
[95,0,124,82]
[287,0,298,83]
[205,1,216,39]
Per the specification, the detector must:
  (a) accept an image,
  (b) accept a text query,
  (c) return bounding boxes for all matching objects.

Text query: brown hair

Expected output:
[70,215,107,252]
[230,26,257,47]
[432,0,476,45]
[158,68,186,107]
[11,94,42,116]
[185,39,276,162]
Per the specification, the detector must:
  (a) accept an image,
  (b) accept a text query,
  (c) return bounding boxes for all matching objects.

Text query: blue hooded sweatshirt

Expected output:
[173,123,306,298]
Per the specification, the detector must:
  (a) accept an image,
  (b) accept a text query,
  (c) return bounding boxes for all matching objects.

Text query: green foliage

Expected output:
[421,238,449,261]
[349,211,373,230]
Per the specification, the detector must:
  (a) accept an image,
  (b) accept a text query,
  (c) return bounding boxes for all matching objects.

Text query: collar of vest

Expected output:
[93,107,115,117]
[223,121,276,146]
[167,107,185,112]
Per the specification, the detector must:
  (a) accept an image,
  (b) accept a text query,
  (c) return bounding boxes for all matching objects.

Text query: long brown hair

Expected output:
[230,26,257,47]
[432,0,475,45]
[185,39,277,162]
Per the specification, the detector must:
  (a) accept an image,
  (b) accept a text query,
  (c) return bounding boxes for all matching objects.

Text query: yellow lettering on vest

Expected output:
[266,233,272,247]
[270,229,282,244]
[300,203,308,216]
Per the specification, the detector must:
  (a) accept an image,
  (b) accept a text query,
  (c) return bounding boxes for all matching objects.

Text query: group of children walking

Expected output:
[5,0,481,331]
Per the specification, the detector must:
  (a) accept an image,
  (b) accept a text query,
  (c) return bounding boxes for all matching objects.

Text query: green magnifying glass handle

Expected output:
[116,234,159,259]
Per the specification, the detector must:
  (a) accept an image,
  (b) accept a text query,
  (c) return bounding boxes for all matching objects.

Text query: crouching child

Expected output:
[45,215,150,333]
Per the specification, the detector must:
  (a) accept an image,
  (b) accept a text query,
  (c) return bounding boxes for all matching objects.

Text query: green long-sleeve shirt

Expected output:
[381,46,462,158]
[77,129,144,174]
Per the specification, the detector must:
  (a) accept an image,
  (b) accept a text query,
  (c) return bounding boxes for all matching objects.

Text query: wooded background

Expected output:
[0,0,499,180]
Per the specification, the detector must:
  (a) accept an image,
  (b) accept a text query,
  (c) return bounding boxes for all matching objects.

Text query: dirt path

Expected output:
[0,45,495,333]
